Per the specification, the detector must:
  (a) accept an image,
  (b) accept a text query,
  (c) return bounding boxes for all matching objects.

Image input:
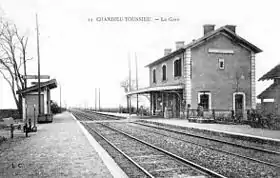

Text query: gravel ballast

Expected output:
[101,122,280,178]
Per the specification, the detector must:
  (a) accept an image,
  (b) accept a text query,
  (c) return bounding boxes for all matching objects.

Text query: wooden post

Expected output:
[212,109,215,120]
[187,104,190,119]
[10,124,14,138]
[36,14,41,117]
[161,92,164,117]
[25,123,28,137]
[150,93,153,115]
[135,53,139,114]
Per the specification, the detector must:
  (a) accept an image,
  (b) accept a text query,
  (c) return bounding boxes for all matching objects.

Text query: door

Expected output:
[152,94,156,115]
[200,94,209,110]
[235,94,244,119]
[175,94,180,117]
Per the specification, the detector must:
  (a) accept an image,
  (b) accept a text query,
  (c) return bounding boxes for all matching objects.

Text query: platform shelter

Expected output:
[17,79,57,123]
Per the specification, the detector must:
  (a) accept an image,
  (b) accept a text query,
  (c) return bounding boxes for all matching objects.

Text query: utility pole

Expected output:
[135,52,139,114]
[95,88,97,111]
[128,53,131,115]
[36,14,41,119]
[98,88,100,111]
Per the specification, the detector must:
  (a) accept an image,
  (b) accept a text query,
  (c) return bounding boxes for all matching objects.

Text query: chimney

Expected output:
[225,25,236,33]
[164,48,172,56]
[175,41,185,50]
[203,24,215,35]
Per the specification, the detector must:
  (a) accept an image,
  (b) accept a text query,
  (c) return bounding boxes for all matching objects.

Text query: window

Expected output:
[218,58,225,70]
[162,65,167,81]
[152,68,156,83]
[174,58,182,77]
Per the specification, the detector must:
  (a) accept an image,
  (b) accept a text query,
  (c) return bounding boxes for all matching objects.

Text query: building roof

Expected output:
[258,64,280,81]
[17,79,57,95]
[145,25,262,68]
[257,82,279,99]
[126,84,184,95]
[145,48,185,68]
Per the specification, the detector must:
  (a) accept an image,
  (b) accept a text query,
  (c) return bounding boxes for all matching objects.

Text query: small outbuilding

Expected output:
[258,64,280,115]
[17,79,57,123]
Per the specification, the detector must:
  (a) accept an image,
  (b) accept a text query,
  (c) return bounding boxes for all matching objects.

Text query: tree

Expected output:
[234,69,245,92]
[120,78,137,92]
[0,18,31,116]
[120,78,138,113]
[50,100,60,114]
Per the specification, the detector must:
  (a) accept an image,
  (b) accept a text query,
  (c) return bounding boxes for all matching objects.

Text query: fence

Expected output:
[182,108,242,123]
[91,107,150,115]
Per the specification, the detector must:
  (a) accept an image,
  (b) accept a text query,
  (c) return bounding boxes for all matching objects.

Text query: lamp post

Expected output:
[33,104,37,131]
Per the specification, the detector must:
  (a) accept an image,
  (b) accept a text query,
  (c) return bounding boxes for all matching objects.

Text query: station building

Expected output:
[127,25,262,118]
[17,79,57,123]
[258,64,280,115]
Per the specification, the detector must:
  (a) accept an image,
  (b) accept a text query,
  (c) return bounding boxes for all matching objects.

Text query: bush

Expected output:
[50,100,61,114]
[248,109,280,130]
[0,136,7,144]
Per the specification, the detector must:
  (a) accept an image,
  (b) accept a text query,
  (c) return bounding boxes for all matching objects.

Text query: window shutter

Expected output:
[178,59,181,76]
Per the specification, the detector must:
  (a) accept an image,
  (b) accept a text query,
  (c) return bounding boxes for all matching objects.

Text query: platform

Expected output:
[0,112,127,178]
[97,112,280,142]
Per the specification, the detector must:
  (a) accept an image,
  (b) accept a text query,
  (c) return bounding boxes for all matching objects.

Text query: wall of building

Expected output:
[149,52,185,87]
[25,94,44,119]
[190,34,252,110]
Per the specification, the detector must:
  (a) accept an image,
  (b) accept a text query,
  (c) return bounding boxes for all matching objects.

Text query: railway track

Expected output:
[132,122,280,167]
[71,110,122,121]
[72,110,280,177]
[71,109,123,121]
[83,122,224,178]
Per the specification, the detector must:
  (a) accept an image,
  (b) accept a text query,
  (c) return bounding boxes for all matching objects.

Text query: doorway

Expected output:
[233,92,245,120]
[198,92,211,110]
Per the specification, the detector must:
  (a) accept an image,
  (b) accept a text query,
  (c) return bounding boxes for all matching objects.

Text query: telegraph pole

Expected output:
[36,14,41,118]
[98,88,100,111]
[135,52,139,114]
[95,88,97,111]
[128,53,131,115]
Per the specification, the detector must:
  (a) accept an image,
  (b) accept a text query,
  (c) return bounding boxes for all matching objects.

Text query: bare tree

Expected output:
[234,69,245,92]
[0,19,31,116]
[120,78,137,92]
[120,78,139,112]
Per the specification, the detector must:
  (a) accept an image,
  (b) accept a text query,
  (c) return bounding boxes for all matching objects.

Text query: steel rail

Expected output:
[83,124,155,178]
[135,122,280,155]
[77,110,122,120]
[99,123,227,178]
[131,122,280,168]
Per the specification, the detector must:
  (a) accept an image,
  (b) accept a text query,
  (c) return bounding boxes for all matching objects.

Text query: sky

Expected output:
[0,0,279,109]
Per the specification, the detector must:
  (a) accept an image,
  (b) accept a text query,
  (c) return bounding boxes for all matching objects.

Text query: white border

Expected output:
[70,113,128,178]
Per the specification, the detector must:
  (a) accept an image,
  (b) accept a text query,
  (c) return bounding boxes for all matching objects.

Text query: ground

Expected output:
[0,112,113,178]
